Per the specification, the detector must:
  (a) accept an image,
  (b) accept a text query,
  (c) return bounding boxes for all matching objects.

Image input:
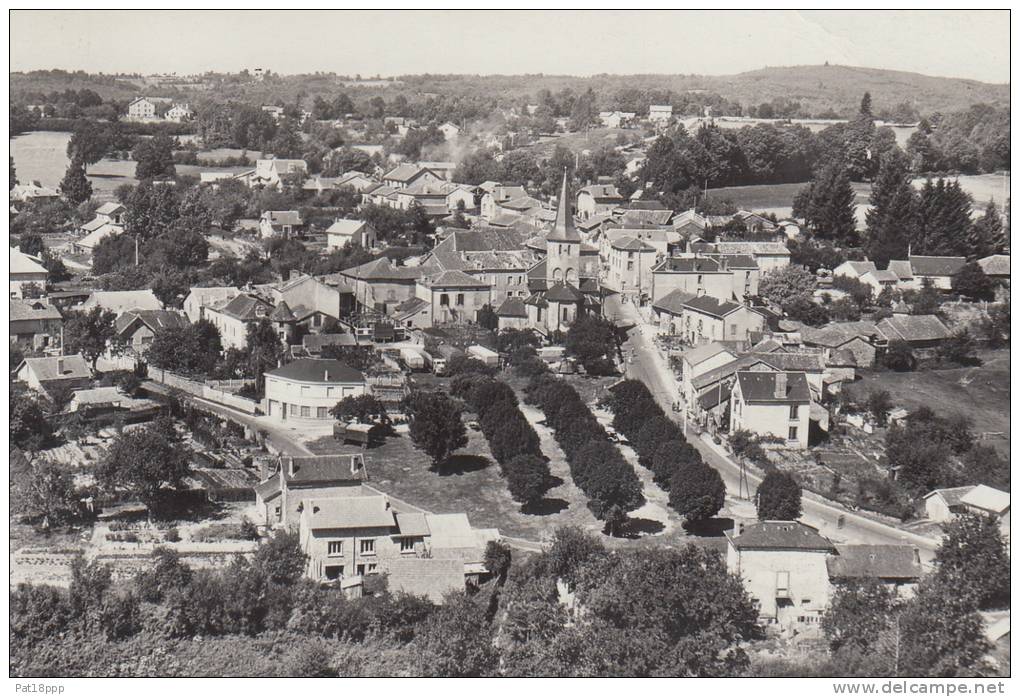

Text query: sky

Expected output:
[9,10,1011,83]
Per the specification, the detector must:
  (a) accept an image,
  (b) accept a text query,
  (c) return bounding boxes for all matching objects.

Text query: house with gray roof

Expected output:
[15,354,92,395]
[729,371,811,448]
[876,314,951,349]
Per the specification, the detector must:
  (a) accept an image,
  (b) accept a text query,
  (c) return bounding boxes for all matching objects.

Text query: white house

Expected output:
[126,96,172,120]
[263,358,367,422]
[326,219,376,250]
[729,371,811,449]
[858,269,899,294]
[887,255,966,291]
[648,105,673,124]
[832,260,877,280]
[10,249,48,299]
[438,122,461,141]
[165,103,193,122]
[259,210,304,238]
[726,520,835,627]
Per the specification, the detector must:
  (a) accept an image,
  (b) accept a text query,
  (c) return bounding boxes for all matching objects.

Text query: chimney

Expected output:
[737,520,745,536]
[324,369,331,381]
[696,287,705,297]
[913,548,920,565]
[288,456,297,477]
[57,358,64,374]
[290,269,301,281]
[774,373,788,399]
[720,256,728,272]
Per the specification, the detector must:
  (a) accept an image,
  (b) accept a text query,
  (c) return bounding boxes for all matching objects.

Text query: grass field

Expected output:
[846,349,1010,457]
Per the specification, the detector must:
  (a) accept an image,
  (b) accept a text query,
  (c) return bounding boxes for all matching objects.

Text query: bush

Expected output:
[882,340,915,372]
[239,520,260,541]
[505,454,552,508]
[165,527,180,543]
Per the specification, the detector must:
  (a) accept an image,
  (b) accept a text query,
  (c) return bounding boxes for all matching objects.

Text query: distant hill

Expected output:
[701,64,1009,115]
[9,64,1009,118]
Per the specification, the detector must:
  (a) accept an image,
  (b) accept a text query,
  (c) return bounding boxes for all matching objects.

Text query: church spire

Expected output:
[547,169,581,242]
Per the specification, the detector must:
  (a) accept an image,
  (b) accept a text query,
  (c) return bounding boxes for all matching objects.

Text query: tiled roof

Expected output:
[827,545,923,580]
[840,261,877,275]
[10,299,61,322]
[383,557,466,603]
[800,322,878,348]
[10,249,48,275]
[392,297,429,321]
[735,371,811,403]
[422,269,490,288]
[341,257,425,281]
[620,209,673,226]
[303,496,396,529]
[651,288,698,316]
[395,512,430,536]
[265,358,365,384]
[269,301,296,322]
[682,295,743,318]
[212,293,273,322]
[611,236,656,252]
[653,256,725,273]
[282,454,368,485]
[326,219,368,236]
[960,485,1010,515]
[18,354,91,382]
[864,269,899,283]
[115,309,188,335]
[713,241,790,256]
[83,290,162,315]
[977,254,1010,276]
[303,333,358,351]
[887,260,914,280]
[627,200,668,211]
[70,386,125,406]
[730,521,834,552]
[95,202,124,216]
[384,164,432,182]
[579,184,622,202]
[544,282,583,303]
[922,485,973,507]
[264,210,303,226]
[909,255,966,277]
[681,341,736,367]
[496,296,528,317]
[876,315,951,342]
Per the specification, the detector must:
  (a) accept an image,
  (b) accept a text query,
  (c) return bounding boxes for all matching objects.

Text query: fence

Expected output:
[149,368,260,415]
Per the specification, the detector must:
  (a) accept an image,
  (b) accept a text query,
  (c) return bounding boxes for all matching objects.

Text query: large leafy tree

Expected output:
[792,162,857,245]
[11,454,84,526]
[755,470,802,520]
[132,132,177,181]
[59,157,93,206]
[96,416,191,515]
[951,262,996,301]
[329,394,389,424]
[898,572,991,677]
[63,306,118,369]
[505,454,552,508]
[146,320,222,376]
[864,148,917,267]
[552,546,759,676]
[757,264,816,308]
[668,459,725,525]
[403,391,469,470]
[822,578,900,656]
[934,513,1010,610]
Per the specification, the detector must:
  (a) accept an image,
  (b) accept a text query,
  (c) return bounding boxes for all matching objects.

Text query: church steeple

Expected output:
[547,169,581,243]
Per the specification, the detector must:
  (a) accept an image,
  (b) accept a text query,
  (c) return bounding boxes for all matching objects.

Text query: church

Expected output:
[500,172,601,335]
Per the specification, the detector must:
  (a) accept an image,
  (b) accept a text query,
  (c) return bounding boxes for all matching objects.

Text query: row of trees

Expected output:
[793,146,1007,263]
[602,380,726,526]
[524,375,643,534]
[452,372,553,509]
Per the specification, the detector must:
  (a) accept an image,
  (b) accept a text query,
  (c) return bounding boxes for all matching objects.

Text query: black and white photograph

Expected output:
[6,9,1012,683]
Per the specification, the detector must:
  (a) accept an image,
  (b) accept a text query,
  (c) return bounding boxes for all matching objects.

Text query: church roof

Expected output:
[546,171,581,243]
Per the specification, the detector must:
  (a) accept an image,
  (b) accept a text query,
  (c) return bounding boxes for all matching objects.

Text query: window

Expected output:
[440,293,449,306]
[456,293,465,306]
[324,565,343,580]
[289,403,299,416]
[317,407,329,419]
[360,539,375,555]
[697,274,703,285]
[562,307,569,320]
[301,406,311,418]
[400,537,417,553]
[788,426,799,441]
[327,541,344,556]
[300,385,310,396]
[326,386,335,397]
[627,261,634,271]
[776,571,790,597]
[789,405,799,419]
[313,314,322,327]
[367,563,378,573]
[730,323,738,336]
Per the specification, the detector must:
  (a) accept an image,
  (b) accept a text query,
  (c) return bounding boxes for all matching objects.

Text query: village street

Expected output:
[604,294,940,563]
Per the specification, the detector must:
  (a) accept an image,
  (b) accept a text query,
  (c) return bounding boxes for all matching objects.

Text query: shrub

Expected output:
[165,527,181,543]
[668,460,726,525]
[755,471,802,520]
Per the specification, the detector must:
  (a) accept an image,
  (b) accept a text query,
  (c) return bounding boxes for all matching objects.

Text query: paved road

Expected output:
[605,294,939,562]
[143,381,314,456]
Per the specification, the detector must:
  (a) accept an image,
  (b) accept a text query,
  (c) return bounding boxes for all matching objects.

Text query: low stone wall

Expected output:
[149,368,260,415]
